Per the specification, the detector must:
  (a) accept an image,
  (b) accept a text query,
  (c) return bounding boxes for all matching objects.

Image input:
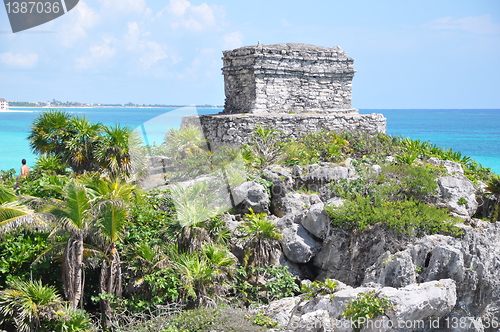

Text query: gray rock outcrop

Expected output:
[265,279,457,332]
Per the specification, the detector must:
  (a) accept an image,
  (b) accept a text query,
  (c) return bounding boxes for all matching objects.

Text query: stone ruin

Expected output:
[222,43,356,114]
[182,43,386,147]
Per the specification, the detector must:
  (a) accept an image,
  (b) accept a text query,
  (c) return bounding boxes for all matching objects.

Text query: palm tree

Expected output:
[0,184,48,235]
[43,180,94,309]
[95,125,135,177]
[485,175,500,222]
[168,181,226,253]
[237,208,283,268]
[165,125,207,160]
[83,176,135,323]
[28,110,73,160]
[65,116,103,173]
[247,124,285,168]
[172,252,218,308]
[0,279,63,332]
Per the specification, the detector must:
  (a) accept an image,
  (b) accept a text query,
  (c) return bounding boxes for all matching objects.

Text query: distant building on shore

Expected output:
[0,98,8,110]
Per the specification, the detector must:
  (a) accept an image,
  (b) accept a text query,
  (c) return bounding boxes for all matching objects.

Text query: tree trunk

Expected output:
[99,243,122,328]
[62,233,84,309]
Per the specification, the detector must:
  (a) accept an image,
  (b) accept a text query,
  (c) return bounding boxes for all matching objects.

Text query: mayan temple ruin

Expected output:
[182,43,386,147]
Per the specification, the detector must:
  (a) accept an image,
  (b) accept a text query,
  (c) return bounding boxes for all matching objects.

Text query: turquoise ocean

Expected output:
[0,107,499,174]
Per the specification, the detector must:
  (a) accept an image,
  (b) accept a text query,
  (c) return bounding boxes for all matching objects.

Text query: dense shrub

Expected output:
[326,194,462,236]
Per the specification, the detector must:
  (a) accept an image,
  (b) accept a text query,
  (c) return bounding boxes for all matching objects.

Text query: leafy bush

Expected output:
[328,163,439,203]
[342,290,393,332]
[301,279,338,300]
[280,131,349,165]
[0,231,61,288]
[326,194,462,236]
[107,306,269,332]
[233,265,300,305]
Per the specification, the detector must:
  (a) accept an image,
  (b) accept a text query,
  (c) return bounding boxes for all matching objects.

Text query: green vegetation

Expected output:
[484,175,500,222]
[28,110,140,176]
[0,113,498,331]
[301,278,338,300]
[342,291,394,332]
[326,195,462,236]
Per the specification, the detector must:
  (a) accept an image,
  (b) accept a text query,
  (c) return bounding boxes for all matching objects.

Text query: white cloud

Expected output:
[162,0,222,32]
[0,52,38,68]
[76,37,116,69]
[168,0,190,16]
[223,31,244,50]
[122,22,168,70]
[61,1,99,46]
[139,41,168,70]
[426,15,500,35]
[124,21,141,50]
[101,0,147,14]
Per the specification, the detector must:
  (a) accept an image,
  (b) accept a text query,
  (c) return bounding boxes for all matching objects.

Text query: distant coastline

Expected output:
[5,104,224,109]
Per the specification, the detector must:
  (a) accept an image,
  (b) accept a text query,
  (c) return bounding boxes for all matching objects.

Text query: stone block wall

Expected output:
[181,113,386,149]
[222,43,356,114]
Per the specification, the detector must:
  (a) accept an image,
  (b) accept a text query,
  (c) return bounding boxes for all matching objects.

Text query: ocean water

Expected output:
[0,108,499,174]
[360,109,500,174]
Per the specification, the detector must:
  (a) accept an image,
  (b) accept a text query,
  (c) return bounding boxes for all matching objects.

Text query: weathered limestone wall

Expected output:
[181,113,386,149]
[222,43,356,114]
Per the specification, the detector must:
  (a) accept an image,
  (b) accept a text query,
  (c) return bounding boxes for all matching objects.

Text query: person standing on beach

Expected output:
[20,159,30,177]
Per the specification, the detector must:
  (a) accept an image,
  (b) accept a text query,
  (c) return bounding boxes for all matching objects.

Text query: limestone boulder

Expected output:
[428,157,464,175]
[363,250,417,288]
[304,164,357,188]
[231,181,269,214]
[277,214,321,264]
[435,175,478,219]
[273,192,321,217]
[301,202,331,239]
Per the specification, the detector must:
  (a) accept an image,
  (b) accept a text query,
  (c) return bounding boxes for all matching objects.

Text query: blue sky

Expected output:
[1,0,499,108]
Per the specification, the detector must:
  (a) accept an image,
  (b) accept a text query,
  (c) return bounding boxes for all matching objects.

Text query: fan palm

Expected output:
[165,125,207,160]
[238,208,283,268]
[28,110,73,159]
[95,125,135,177]
[0,279,63,332]
[65,116,103,173]
[173,252,218,307]
[168,182,225,252]
[0,184,48,236]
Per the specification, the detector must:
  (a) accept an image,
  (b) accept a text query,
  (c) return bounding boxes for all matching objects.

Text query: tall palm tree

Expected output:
[83,176,135,323]
[0,279,63,332]
[237,208,283,268]
[43,180,94,309]
[485,175,500,222]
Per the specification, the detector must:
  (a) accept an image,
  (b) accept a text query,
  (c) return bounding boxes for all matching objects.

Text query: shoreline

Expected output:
[6,105,224,109]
